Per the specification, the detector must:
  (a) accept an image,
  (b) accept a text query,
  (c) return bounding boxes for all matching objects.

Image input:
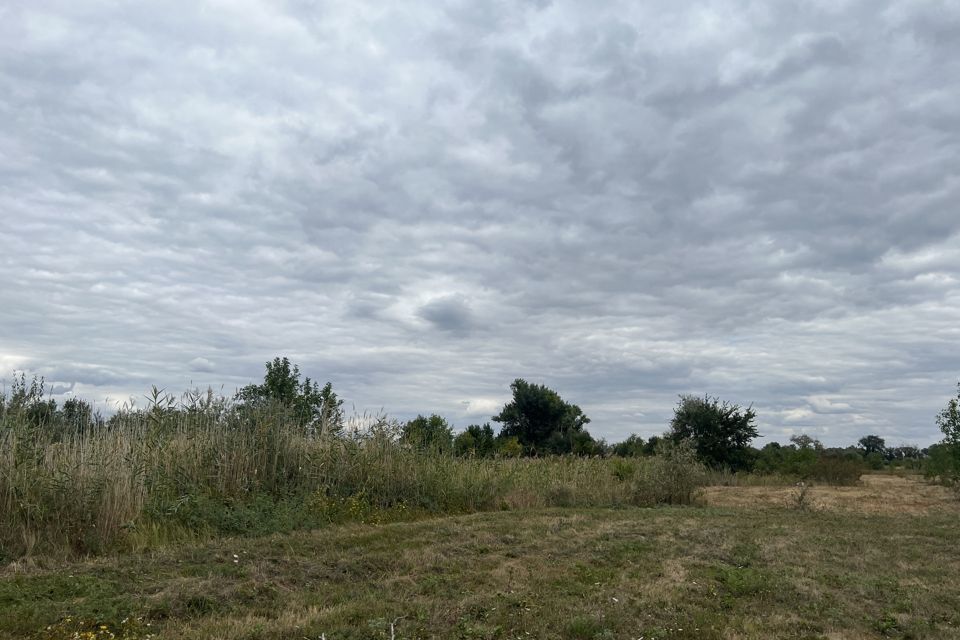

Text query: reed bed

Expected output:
[0,403,705,560]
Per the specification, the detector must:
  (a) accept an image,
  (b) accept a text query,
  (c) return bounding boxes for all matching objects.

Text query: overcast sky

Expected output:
[1,1,958,446]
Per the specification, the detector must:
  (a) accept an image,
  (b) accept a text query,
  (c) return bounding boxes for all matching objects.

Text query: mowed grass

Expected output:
[2,477,959,639]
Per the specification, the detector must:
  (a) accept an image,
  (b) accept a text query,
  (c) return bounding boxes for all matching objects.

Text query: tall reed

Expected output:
[0,394,705,560]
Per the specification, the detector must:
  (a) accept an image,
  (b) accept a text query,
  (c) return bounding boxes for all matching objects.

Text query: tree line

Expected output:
[3,357,959,485]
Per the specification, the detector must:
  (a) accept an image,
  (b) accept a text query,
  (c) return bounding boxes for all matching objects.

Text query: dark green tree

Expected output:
[401,414,454,453]
[643,435,662,456]
[58,397,101,435]
[668,394,758,470]
[612,434,647,457]
[237,357,343,434]
[857,435,886,457]
[492,379,592,455]
[570,430,605,456]
[790,434,823,451]
[454,423,497,457]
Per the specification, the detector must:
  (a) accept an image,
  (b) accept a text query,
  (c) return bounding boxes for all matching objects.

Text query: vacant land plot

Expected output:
[1,475,958,639]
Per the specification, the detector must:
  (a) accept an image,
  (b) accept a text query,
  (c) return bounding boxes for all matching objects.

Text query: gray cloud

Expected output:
[1,0,958,445]
[417,296,476,335]
[188,357,216,373]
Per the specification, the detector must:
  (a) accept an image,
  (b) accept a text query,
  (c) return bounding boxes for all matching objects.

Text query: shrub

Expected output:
[630,440,707,506]
[865,451,885,470]
[810,455,864,485]
[925,442,960,488]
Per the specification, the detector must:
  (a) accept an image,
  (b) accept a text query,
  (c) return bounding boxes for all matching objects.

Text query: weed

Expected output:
[791,482,812,510]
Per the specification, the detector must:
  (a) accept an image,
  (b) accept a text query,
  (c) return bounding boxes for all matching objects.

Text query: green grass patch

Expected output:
[1,506,958,639]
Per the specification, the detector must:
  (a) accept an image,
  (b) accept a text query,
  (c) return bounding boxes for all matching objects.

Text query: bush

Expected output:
[810,455,863,485]
[865,451,885,470]
[629,440,707,505]
[925,442,960,488]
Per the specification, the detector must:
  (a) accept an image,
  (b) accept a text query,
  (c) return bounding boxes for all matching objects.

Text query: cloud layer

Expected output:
[2,0,958,445]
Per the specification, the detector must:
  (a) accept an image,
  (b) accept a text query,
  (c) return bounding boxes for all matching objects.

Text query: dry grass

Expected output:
[703,473,960,515]
[2,476,959,639]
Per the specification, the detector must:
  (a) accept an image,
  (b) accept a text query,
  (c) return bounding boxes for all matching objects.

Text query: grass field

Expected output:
[2,474,958,639]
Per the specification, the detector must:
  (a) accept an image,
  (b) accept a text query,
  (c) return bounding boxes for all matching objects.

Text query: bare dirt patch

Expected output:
[702,473,959,515]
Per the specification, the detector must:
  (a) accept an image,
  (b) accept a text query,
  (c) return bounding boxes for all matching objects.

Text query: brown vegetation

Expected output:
[702,473,959,516]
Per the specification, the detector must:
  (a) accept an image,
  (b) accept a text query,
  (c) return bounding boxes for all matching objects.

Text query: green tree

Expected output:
[60,397,93,429]
[570,430,604,456]
[237,357,343,435]
[612,434,647,457]
[492,379,592,455]
[857,435,886,457]
[1,373,58,429]
[668,394,758,471]
[936,382,960,446]
[643,435,662,456]
[790,434,823,451]
[454,423,496,457]
[933,383,960,484]
[401,414,454,453]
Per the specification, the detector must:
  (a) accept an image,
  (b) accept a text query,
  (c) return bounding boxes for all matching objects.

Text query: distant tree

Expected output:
[612,434,647,457]
[454,429,477,456]
[668,394,758,471]
[857,435,886,457]
[0,374,105,438]
[454,423,496,457]
[492,379,592,455]
[570,430,604,456]
[237,357,343,434]
[401,414,454,453]
[753,442,785,474]
[790,434,823,451]
[58,397,102,434]
[886,445,922,468]
[643,435,662,456]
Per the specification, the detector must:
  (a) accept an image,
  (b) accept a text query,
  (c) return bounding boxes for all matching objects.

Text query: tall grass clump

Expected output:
[1,388,707,560]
